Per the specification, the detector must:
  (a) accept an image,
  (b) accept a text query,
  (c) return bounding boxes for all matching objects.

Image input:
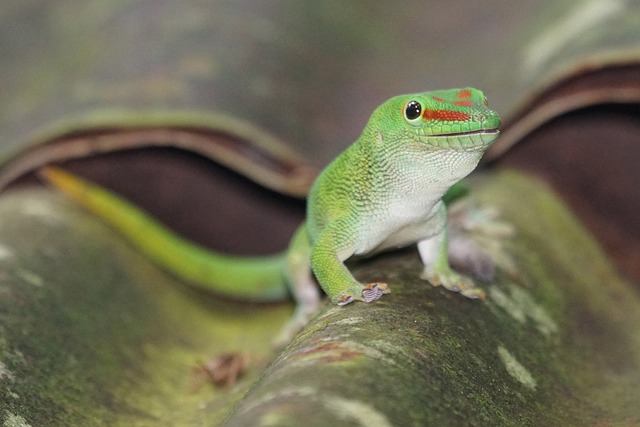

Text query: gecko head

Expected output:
[381,88,501,152]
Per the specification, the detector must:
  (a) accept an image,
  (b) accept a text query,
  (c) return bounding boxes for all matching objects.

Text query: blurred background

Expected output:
[2,0,639,281]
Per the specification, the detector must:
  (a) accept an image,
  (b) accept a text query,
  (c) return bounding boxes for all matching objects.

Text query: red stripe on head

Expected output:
[457,89,472,98]
[423,109,471,122]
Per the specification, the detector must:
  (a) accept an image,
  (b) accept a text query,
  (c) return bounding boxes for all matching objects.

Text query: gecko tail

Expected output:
[39,166,290,302]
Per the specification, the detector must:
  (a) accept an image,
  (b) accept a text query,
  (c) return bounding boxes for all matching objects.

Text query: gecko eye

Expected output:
[404,101,422,122]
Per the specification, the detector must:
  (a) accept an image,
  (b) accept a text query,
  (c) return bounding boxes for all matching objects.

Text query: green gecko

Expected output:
[40,87,500,345]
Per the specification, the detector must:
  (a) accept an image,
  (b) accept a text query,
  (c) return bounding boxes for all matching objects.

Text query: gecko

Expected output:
[40,87,501,345]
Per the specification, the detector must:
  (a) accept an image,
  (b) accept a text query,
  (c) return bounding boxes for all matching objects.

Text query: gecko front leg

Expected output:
[310,222,390,306]
[277,222,389,347]
[418,222,486,300]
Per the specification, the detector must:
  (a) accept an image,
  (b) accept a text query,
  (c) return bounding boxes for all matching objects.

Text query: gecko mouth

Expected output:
[427,128,500,151]
[440,128,500,137]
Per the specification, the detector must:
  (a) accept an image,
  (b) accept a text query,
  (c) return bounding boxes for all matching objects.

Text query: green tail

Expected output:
[40,167,290,302]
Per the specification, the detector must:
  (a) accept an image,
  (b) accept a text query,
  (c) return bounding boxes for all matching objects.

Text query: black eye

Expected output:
[405,101,422,120]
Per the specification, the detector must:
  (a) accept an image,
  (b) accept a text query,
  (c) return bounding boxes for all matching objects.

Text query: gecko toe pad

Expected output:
[362,282,390,302]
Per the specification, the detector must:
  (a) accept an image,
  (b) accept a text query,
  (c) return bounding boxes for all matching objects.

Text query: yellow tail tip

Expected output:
[38,166,88,200]
[39,165,67,182]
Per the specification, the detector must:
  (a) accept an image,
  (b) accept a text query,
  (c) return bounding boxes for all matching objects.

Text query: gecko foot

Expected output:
[422,269,485,300]
[460,287,486,300]
[336,282,390,306]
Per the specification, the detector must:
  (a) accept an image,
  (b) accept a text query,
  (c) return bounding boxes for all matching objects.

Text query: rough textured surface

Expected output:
[1,171,639,426]
[225,170,640,426]
[0,189,292,426]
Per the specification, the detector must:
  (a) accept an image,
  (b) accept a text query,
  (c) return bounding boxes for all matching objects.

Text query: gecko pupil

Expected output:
[405,101,421,120]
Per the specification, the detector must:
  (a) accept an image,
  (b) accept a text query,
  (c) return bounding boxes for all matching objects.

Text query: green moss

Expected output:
[2,172,639,426]
[0,190,292,426]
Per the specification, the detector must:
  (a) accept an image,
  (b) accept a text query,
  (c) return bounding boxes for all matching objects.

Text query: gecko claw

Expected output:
[362,282,390,302]
[337,295,355,306]
[461,288,486,300]
[422,269,485,300]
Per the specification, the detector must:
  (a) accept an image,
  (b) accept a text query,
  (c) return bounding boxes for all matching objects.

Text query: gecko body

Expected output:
[41,88,501,343]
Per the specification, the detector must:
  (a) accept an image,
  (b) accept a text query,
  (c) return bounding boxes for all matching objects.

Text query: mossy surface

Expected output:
[1,172,639,426]
[0,190,291,426]
[225,170,640,426]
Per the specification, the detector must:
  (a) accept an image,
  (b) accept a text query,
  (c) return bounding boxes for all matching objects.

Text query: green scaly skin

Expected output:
[41,87,500,345]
